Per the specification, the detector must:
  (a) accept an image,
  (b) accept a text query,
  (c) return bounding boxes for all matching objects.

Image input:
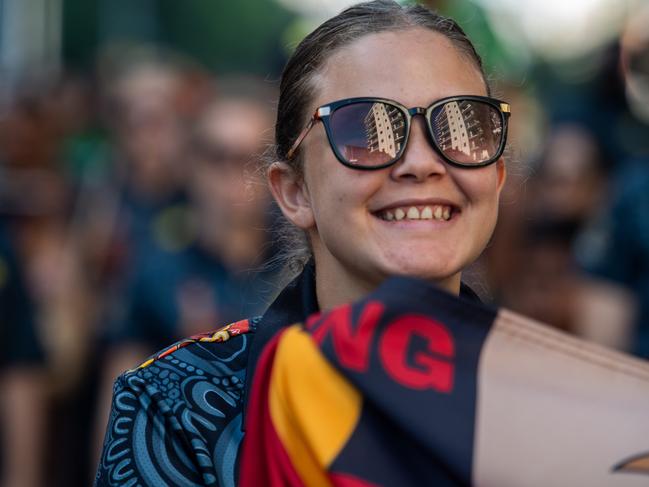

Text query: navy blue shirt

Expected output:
[0,223,44,368]
[108,242,279,352]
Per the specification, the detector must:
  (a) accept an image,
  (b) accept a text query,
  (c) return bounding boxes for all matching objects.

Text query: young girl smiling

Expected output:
[95,2,512,485]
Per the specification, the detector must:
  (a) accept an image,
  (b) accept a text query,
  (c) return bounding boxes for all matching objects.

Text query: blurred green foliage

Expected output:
[62,0,296,77]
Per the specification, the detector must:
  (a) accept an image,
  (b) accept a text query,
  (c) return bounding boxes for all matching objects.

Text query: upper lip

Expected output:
[371,198,461,213]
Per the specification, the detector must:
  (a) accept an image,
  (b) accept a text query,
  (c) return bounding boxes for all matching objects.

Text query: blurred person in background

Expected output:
[486,119,637,350]
[93,75,280,463]
[67,55,209,354]
[99,59,190,273]
[527,124,611,226]
[0,56,218,486]
[0,93,65,487]
[0,221,46,487]
[576,5,649,357]
[4,57,205,485]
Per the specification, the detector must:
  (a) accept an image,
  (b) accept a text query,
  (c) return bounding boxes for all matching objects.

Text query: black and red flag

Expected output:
[240,276,649,486]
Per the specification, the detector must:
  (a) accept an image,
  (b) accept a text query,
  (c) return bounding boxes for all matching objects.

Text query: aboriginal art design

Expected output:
[132,319,253,372]
[95,318,258,487]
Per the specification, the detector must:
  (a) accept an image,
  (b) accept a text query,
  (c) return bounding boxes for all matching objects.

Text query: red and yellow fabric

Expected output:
[241,324,370,486]
[239,277,649,487]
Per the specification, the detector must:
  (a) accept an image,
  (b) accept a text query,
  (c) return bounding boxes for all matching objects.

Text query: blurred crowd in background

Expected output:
[0,0,648,485]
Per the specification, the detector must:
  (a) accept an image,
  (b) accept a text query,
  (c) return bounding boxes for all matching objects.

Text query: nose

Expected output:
[390,115,448,182]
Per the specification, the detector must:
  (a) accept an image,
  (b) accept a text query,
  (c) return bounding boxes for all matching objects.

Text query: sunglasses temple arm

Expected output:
[286,112,319,160]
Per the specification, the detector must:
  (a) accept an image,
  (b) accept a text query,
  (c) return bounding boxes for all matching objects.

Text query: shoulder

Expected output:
[97,317,260,487]
[129,316,260,373]
[111,318,260,423]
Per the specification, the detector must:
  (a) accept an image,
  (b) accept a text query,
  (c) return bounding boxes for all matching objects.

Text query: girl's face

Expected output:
[271,28,506,307]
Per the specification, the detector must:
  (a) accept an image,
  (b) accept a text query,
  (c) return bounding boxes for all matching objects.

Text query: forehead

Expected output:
[313,28,486,109]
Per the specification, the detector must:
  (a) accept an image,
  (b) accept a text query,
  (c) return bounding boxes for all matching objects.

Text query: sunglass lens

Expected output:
[329,102,406,167]
[430,100,503,165]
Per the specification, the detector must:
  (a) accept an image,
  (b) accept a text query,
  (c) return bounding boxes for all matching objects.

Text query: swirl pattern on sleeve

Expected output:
[95,319,257,487]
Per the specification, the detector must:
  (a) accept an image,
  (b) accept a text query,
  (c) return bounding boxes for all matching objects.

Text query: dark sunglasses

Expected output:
[287,95,511,170]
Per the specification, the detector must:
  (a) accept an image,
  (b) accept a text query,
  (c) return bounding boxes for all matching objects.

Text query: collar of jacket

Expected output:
[241,260,482,428]
[242,260,319,428]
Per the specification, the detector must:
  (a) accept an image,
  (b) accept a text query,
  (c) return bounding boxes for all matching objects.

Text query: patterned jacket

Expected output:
[94,264,320,486]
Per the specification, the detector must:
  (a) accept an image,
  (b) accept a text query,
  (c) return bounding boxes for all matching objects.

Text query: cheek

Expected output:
[454,168,503,247]
[456,167,503,207]
[309,171,363,225]
[304,148,379,222]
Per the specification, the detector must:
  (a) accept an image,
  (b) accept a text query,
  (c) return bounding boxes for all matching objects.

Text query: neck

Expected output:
[314,254,376,311]
[313,248,462,311]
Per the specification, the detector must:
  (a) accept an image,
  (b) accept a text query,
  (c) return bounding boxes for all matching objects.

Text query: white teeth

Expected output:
[394,208,405,220]
[385,210,394,221]
[406,207,420,219]
[443,207,451,221]
[434,206,443,220]
[420,206,433,219]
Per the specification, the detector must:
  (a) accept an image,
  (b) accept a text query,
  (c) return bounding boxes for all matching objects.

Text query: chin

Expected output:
[378,255,462,286]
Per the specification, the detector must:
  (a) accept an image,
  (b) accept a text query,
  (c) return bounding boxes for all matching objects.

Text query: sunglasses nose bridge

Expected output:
[394,106,447,173]
[405,106,435,148]
[407,107,426,117]
[406,107,431,138]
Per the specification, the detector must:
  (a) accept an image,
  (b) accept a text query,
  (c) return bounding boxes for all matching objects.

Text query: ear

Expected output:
[496,157,507,195]
[267,162,315,229]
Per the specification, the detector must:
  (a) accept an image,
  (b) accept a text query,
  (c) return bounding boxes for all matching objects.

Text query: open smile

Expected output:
[371,198,461,223]
[377,204,455,222]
